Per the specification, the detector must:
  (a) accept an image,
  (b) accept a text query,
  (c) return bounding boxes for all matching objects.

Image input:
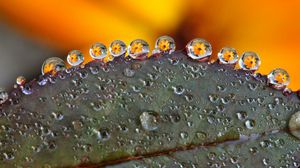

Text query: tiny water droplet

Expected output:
[245,119,255,129]
[172,85,185,95]
[109,40,127,57]
[21,84,33,95]
[186,38,212,60]
[89,42,107,59]
[67,50,84,66]
[218,47,238,64]
[42,57,66,75]
[123,68,135,77]
[236,111,248,120]
[128,39,149,59]
[0,88,8,104]
[16,76,26,86]
[238,51,261,71]
[267,68,290,89]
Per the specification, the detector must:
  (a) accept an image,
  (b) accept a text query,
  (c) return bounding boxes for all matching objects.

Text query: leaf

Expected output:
[0,51,300,167]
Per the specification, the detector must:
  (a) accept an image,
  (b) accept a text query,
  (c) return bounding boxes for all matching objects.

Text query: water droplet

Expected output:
[218,47,238,64]
[109,40,127,57]
[154,35,176,54]
[51,112,64,121]
[89,42,107,59]
[180,132,188,139]
[95,128,111,141]
[238,51,261,71]
[267,68,290,89]
[0,88,8,104]
[139,111,159,131]
[186,38,212,60]
[67,50,84,66]
[289,111,300,139]
[16,76,26,86]
[3,152,14,160]
[21,83,33,95]
[123,68,135,77]
[245,119,255,129]
[172,85,185,95]
[42,57,66,75]
[236,111,248,120]
[128,39,149,59]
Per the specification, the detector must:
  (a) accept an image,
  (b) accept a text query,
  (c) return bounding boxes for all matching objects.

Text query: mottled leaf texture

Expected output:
[1,51,300,168]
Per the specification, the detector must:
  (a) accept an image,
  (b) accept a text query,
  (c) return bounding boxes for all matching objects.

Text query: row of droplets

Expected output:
[0,36,293,104]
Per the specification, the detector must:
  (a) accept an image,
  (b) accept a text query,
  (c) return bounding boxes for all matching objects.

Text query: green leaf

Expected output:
[0,51,299,167]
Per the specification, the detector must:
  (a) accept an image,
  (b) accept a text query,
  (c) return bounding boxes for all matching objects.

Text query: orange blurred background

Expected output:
[0,0,299,90]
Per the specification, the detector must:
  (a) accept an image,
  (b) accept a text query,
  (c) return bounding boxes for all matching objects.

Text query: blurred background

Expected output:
[0,0,299,90]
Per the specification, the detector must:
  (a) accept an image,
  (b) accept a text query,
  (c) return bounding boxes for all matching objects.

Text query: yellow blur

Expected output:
[0,0,300,90]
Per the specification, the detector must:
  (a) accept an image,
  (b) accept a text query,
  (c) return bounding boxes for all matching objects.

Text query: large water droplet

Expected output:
[109,40,127,57]
[128,39,149,59]
[238,51,261,71]
[67,50,84,66]
[218,47,238,64]
[186,38,212,60]
[267,68,290,89]
[139,111,159,131]
[153,35,176,54]
[42,57,66,75]
[89,42,107,59]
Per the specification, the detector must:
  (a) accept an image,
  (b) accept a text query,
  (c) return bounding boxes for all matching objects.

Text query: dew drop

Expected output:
[154,35,176,54]
[123,68,135,77]
[289,111,300,140]
[139,111,159,131]
[89,42,107,59]
[218,47,238,64]
[172,85,185,95]
[16,76,26,86]
[0,88,8,104]
[267,68,290,89]
[109,40,127,57]
[95,128,111,141]
[186,38,212,60]
[128,39,149,59]
[236,111,248,120]
[245,119,255,129]
[42,57,66,75]
[51,112,64,121]
[238,51,261,71]
[21,84,33,95]
[67,50,84,66]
